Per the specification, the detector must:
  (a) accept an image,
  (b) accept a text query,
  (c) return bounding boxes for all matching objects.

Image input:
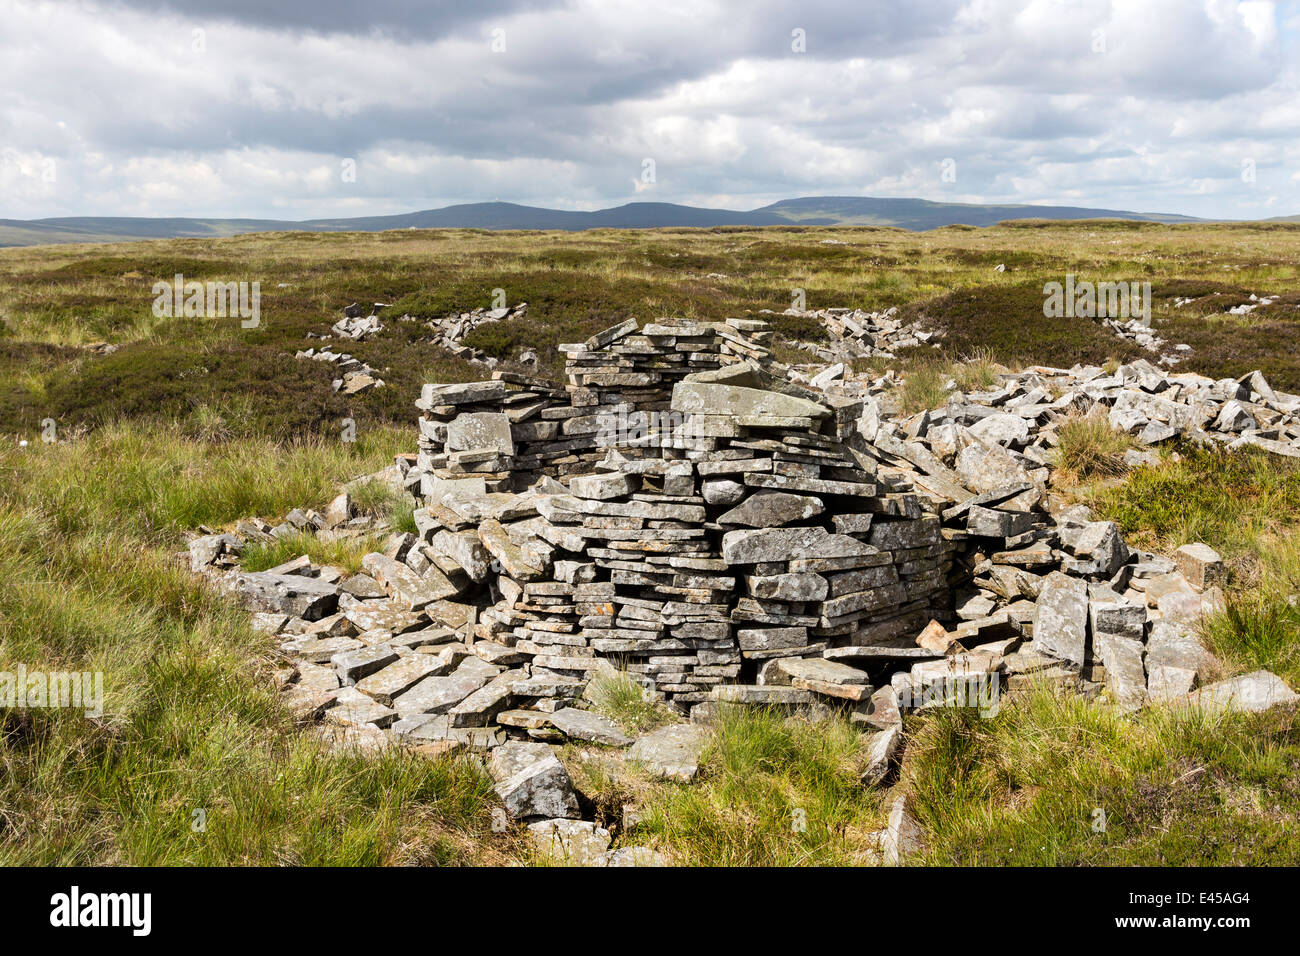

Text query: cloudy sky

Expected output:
[2,0,1297,220]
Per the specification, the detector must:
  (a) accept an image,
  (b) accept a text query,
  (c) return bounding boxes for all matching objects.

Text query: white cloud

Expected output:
[0,0,1295,220]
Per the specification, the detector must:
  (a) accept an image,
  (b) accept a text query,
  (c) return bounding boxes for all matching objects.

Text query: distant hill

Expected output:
[0,196,1224,247]
[758,197,1203,230]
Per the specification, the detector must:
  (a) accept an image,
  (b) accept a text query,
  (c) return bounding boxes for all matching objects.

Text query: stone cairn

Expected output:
[405,318,954,711]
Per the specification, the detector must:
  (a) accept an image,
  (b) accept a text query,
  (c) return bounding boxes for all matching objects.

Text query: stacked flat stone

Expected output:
[671,369,952,662]
[410,374,568,499]
[527,465,735,705]
[403,319,958,711]
[558,318,773,469]
[408,319,777,503]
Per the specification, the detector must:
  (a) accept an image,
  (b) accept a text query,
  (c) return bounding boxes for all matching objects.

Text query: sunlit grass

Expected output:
[0,421,506,865]
[1053,411,1137,481]
[906,682,1300,866]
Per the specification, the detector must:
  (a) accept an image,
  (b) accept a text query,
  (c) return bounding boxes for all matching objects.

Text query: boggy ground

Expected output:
[2,222,1299,865]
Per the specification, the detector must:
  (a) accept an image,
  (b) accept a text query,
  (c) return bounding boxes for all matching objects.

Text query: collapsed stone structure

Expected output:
[294,345,385,394]
[187,311,1300,852]
[403,319,953,709]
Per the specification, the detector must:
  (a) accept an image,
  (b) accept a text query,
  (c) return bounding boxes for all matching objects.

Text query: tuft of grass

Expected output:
[891,349,1006,415]
[584,669,676,736]
[238,530,384,575]
[1053,411,1136,480]
[894,363,951,415]
[1202,595,1300,687]
[349,477,417,535]
[905,682,1300,866]
[951,346,1003,393]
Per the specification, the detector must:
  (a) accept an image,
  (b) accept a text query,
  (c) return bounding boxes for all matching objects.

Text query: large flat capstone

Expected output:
[233,572,339,620]
[446,412,515,456]
[671,382,831,421]
[722,527,878,564]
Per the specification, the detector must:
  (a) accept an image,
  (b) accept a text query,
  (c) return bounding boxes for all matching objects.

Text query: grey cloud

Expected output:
[100,0,569,38]
[0,0,1295,221]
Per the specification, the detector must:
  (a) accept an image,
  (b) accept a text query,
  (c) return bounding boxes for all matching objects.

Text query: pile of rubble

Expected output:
[331,302,387,341]
[1099,316,1183,361]
[295,299,534,397]
[418,301,529,365]
[855,357,1300,464]
[768,306,938,360]
[293,303,387,394]
[1111,290,1298,361]
[1225,294,1281,315]
[294,346,385,395]
[189,313,1300,862]
[1174,292,1283,316]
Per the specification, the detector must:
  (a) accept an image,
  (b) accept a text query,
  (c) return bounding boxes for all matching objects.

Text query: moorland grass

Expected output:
[905,682,1300,866]
[237,530,385,575]
[893,363,951,415]
[0,421,510,864]
[4,221,1300,440]
[599,707,883,866]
